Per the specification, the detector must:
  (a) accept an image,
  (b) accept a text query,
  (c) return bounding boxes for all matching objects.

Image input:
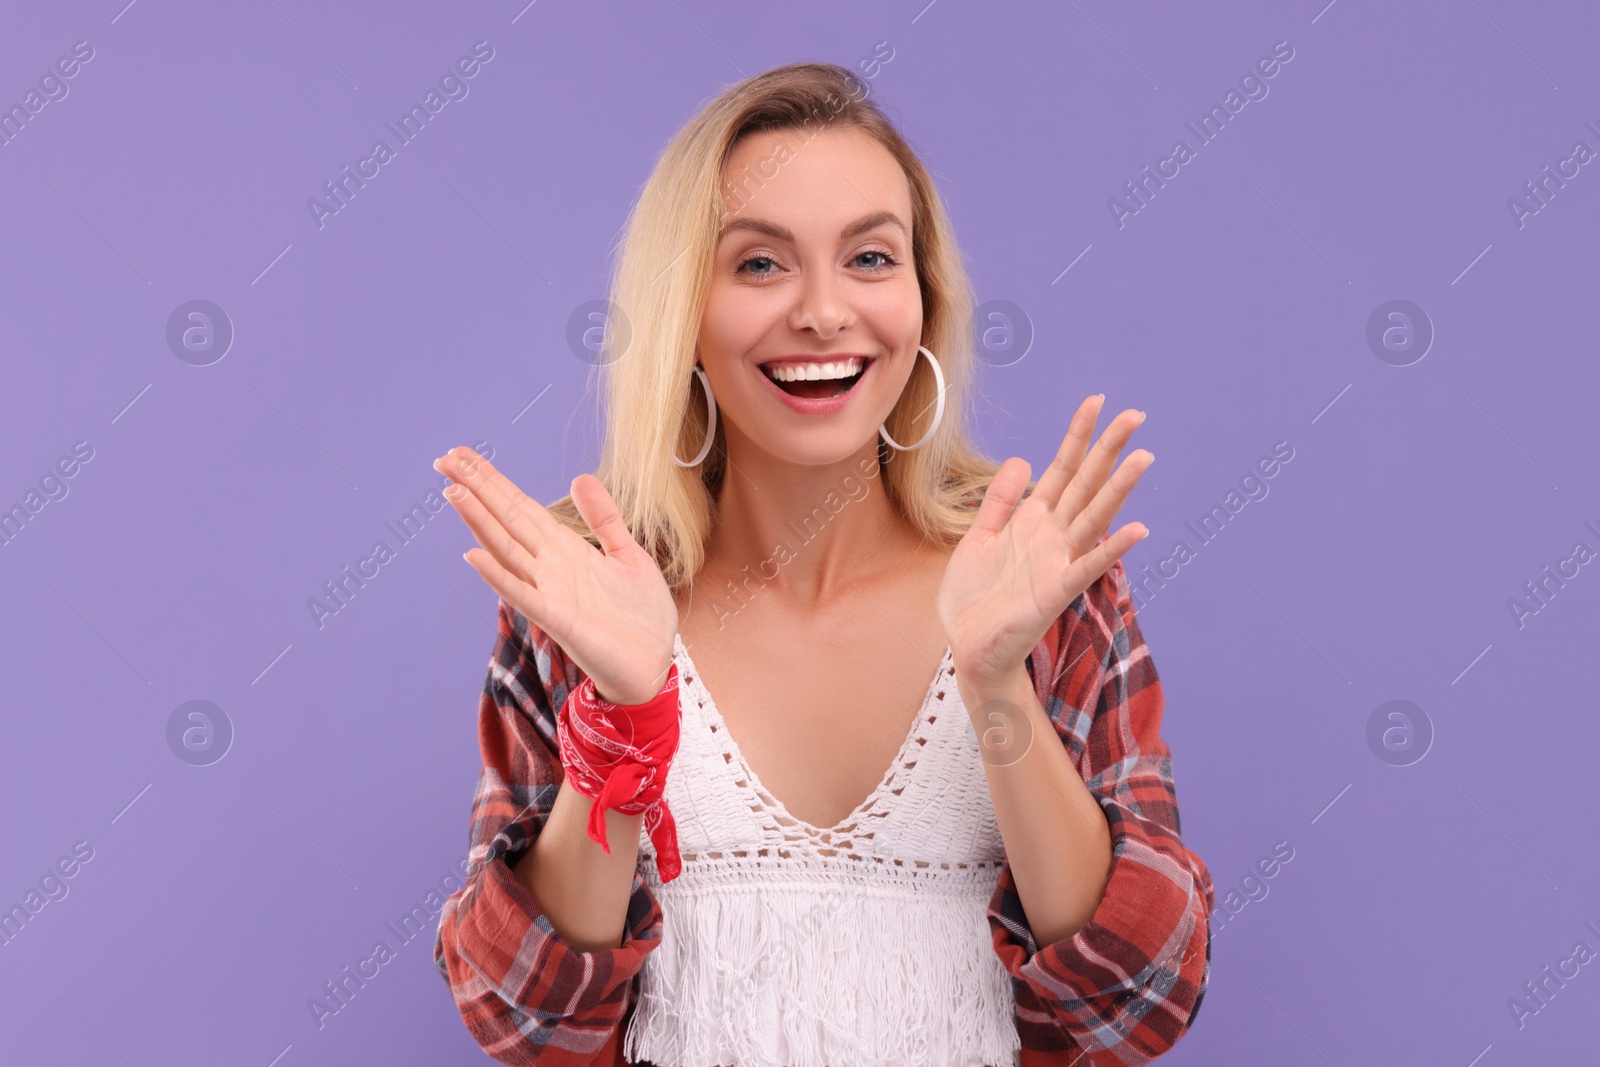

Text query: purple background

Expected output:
[2,0,1597,1064]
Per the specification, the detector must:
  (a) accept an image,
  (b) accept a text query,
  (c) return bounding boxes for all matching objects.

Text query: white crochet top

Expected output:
[626,633,1019,1067]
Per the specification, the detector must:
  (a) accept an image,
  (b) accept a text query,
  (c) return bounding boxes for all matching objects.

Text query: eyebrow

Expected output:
[717,210,908,244]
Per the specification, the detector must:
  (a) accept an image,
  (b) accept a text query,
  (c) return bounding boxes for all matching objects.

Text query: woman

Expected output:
[432,63,1212,1067]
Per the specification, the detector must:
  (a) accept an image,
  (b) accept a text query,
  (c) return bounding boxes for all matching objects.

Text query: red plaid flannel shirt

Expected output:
[434,555,1213,1064]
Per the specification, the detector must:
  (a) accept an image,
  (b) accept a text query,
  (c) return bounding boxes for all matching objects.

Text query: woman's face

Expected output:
[697,125,924,469]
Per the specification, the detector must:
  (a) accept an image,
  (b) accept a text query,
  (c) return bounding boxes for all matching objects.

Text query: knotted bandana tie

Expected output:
[556,663,683,883]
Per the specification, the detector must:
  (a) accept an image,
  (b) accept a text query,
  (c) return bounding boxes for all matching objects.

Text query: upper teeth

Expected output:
[764,358,864,382]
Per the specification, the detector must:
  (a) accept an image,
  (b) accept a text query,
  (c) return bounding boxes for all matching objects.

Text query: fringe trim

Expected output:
[623,874,1020,1067]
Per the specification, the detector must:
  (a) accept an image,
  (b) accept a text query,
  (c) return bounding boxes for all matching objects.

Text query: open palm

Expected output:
[437,448,678,706]
[937,396,1153,689]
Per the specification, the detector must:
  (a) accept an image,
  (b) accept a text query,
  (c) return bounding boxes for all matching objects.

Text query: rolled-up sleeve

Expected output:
[434,598,663,1066]
[989,557,1214,1064]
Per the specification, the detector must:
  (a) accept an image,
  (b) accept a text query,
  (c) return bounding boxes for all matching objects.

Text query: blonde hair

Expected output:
[549,61,1001,592]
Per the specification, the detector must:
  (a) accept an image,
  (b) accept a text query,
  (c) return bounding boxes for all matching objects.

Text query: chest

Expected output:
[626,633,1017,1063]
[674,606,954,834]
[644,631,1005,869]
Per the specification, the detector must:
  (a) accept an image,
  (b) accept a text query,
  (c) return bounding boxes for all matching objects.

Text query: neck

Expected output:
[699,433,916,607]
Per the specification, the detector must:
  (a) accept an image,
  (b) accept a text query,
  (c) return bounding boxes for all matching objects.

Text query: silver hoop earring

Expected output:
[673,366,718,468]
[878,345,946,452]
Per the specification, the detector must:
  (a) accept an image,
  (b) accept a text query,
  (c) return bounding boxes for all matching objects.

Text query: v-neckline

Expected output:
[673,633,955,839]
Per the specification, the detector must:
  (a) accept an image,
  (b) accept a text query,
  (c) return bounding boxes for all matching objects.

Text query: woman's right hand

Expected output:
[435,447,679,706]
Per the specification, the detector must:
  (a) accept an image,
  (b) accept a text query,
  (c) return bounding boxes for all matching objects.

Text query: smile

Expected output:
[756,355,874,414]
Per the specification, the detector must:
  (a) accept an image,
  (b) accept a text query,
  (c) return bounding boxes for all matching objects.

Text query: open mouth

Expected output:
[759,356,872,400]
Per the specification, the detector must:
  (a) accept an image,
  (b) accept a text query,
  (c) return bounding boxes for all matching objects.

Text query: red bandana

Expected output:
[556,663,683,883]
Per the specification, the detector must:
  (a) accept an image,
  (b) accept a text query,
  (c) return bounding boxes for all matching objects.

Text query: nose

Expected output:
[788,263,854,337]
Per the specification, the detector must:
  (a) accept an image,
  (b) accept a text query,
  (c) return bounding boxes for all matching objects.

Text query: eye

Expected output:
[735,254,781,277]
[855,249,900,271]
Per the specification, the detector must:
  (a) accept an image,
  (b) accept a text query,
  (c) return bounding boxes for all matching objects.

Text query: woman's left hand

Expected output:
[937,394,1153,691]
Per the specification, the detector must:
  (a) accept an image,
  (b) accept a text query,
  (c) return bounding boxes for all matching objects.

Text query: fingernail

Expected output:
[1137,410,1148,424]
[432,458,444,474]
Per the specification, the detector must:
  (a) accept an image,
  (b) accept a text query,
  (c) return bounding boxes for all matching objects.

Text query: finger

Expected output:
[443,479,543,587]
[441,447,560,556]
[1030,394,1104,511]
[570,473,639,559]
[1061,520,1148,602]
[1066,449,1153,558]
[461,539,552,631]
[1053,408,1145,527]
[970,456,1032,538]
